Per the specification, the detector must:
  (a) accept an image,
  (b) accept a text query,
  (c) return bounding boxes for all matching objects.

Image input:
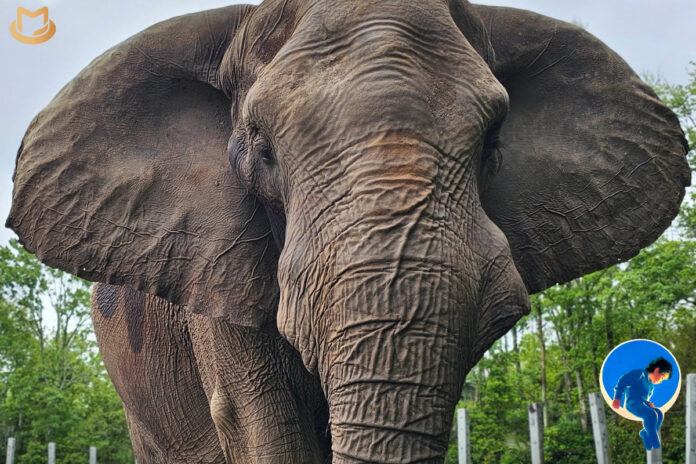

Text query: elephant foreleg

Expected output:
[91,284,224,464]
[187,314,331,463]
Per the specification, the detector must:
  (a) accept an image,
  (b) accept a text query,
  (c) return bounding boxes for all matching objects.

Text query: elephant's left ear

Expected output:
[7,5,280,325]
[473,5,691,294]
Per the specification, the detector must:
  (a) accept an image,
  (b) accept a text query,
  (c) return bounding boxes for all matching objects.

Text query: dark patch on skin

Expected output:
[123,289,146,354]
[96,283,120,318]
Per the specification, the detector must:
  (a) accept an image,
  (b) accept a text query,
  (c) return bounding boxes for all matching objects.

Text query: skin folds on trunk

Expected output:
[275,159,529,462]
[323,272,466,463]
[321,250,527,463]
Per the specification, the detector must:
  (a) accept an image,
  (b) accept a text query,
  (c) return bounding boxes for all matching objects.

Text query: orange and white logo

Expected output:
[10,7,56,44]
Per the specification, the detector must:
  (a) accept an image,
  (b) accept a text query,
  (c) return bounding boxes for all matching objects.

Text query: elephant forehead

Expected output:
[245,21,505,149]
[259,0,494,89]
[246,79,504,174]
[295,0,455,41]
[223,0,505,129]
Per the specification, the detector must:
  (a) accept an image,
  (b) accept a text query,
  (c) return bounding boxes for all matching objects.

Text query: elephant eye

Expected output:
[253,134,275,166]
[483,122,502,155]
[480,122,503,180]
[260,145,275,165]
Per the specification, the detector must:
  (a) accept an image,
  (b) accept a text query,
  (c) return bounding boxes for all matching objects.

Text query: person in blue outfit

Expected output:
[611,357,673,450]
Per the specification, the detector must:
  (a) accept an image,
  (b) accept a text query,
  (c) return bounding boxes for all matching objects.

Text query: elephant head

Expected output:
[7,1,689,462]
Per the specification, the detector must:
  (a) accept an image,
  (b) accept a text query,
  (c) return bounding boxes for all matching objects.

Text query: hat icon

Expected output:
[10,7,56,44]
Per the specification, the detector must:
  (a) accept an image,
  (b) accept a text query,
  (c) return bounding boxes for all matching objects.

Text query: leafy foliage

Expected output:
[649,63,696,237]
[0,240,133,463]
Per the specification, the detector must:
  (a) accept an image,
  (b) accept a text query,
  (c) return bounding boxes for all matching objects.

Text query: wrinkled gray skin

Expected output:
[7,0,690,462]
[91,284,330,462]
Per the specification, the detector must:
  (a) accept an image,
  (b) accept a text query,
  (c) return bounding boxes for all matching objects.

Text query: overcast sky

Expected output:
[1,0,694,246]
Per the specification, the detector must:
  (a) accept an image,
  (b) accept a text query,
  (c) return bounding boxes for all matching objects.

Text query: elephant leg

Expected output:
[123,409,169,463]
[187,313,331,464]
[91,284,224,464]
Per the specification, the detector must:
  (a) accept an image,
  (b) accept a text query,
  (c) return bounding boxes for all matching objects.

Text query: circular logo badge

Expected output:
[600,339,680,421]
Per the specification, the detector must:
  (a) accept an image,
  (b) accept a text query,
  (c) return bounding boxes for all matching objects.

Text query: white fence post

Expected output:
[687,374,696,464]
[528,403,544,464]
[588,392,611,464]
[5,438,14,464]
[457,408,471,464]
[48,442,56,464]
[646,446,662,464]
[89,446,97,464]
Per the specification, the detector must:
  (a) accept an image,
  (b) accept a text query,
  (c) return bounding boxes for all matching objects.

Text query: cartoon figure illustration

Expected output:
[611,357,673,450]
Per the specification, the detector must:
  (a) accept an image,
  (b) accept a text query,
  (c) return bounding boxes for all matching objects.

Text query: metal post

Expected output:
[48,442,55,464]
[687,374,696,464]
[457,408,471,464]
[588,393,611,464]
[89,446,97,464]
[528,403,544,464]
[647,446,662,464]
[5,438,14,464]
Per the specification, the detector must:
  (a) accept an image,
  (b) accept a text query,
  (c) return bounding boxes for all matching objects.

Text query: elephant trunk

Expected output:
[318,246,527,462]
[277,144,529,462]
[321,272,464,463]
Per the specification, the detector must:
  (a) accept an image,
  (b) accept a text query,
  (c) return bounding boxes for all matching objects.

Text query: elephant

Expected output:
[6,0,690,462]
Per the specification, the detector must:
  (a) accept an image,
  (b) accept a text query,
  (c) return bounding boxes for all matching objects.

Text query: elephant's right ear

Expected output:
[7,5,278,325]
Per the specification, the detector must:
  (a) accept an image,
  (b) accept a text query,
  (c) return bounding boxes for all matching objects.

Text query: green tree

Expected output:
[0,240,133,463]
[649,63,696,237]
